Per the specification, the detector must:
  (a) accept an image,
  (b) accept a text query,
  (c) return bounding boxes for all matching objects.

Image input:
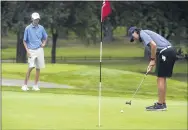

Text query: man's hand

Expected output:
[27,51,31,58]
[41,39,47,48]
[41,42,46,48]
[147,60,155,73]
[23,40,31,57]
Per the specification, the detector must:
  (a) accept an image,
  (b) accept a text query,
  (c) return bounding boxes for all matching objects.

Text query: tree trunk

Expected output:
[161,25,165,37]
[16,28,26,63]
[51,31,58,63]
[174,27,181,46]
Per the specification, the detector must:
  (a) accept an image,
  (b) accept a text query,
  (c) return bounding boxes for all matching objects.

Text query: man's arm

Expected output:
[41,27,48,47]
[140,31,157,60]
[149,41,157,60]
[23,40,29,53]
[146,41,157,72]
[140,31,157,72]
[41,37,47,48]
[42,39,47,45]
[23,27,30,55]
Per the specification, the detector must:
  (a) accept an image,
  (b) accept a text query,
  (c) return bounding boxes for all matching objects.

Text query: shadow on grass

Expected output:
[2,86,186,101]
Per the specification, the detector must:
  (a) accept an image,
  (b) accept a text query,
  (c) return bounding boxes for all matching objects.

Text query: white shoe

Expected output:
[32,85,40,91]
[21,85,29,91]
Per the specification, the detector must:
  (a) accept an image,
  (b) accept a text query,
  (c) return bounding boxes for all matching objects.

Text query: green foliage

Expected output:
[2,1,188,43]
[70,2,100,44]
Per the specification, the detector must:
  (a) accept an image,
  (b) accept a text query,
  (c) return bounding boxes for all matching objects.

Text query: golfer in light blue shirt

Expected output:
[22,12,48,91]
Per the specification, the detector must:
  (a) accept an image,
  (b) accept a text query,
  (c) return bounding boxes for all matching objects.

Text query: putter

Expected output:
[125,69,150,106]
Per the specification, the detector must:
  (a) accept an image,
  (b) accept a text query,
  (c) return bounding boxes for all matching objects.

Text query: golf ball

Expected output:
[120,110,124,113]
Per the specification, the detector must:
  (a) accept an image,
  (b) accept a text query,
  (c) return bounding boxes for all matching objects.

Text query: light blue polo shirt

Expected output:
[140,30,172,50]
[23,24,48,49]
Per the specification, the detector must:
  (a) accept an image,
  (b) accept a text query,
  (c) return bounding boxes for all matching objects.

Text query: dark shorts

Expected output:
[155,47,177,77]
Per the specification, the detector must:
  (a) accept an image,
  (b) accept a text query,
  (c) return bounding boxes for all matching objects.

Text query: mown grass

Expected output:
[2,63,187,100]
[2,90,187,130]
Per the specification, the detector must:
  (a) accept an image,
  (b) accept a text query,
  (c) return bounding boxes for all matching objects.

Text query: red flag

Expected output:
[101,0,112,22]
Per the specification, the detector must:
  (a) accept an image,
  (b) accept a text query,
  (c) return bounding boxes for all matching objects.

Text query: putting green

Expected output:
[2,91,187,129]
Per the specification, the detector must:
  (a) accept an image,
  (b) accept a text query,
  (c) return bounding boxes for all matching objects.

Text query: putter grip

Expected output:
[147,65,152,74]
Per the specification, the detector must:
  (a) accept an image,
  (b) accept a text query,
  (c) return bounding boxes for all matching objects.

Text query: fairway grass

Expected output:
[2,91,187,130]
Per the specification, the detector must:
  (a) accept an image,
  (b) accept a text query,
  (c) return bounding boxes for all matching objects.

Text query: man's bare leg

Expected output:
[157,77,166,104]
[24,67,34,85]
[32,68,40,91]
[163,78,167,104]
[34,68,40,85]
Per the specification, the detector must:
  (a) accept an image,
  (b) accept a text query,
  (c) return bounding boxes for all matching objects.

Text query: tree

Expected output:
[1,2,15,36]
[43,1,72,63]
[11,2,34,63]
[70,1,100,45]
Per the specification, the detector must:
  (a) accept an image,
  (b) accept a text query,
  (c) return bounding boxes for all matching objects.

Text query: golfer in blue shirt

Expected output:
[22,12,48,91]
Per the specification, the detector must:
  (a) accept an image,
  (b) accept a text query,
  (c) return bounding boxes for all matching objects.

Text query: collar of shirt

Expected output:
[31,23,39,28]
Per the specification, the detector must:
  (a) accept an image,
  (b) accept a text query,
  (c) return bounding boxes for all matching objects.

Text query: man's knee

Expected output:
[157,77,166,88]
[29,67,35,71]
[157,77,166,80]
[36,68,40,71]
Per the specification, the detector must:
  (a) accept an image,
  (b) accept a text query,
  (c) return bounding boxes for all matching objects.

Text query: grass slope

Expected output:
[2,63,187,100]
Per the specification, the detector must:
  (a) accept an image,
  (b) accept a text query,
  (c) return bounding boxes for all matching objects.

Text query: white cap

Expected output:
[31,12,40,20]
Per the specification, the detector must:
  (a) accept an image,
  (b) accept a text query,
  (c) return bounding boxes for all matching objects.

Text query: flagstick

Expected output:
[99,0,111,127]
[98,20,103,127]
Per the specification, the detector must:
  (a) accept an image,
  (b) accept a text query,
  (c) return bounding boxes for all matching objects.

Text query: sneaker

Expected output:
[163,103,167,110]
[21,85,29,91]
[146,102,166,111]
[32,85,40,91]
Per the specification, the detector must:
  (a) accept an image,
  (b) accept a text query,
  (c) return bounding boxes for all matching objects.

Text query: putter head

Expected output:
[125,101,131,105]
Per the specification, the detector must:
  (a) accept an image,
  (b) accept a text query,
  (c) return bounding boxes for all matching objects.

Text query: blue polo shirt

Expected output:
[23,24,48,49]
[140,30,172,50]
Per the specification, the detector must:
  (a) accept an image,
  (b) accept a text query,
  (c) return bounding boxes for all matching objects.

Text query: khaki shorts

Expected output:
[28,48,45,69]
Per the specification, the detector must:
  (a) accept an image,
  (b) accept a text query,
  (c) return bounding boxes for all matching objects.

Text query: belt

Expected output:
[159,46,172,54]
[30,47,41,50]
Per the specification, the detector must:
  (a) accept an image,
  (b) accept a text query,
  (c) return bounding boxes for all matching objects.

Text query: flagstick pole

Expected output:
[99,0,111,127]
[98,20,103,127]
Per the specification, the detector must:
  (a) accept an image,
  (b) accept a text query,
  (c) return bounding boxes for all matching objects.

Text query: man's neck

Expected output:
[32,23,38,27]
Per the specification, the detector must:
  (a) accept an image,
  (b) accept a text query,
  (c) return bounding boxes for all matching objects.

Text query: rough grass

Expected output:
[1,43,144,59]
